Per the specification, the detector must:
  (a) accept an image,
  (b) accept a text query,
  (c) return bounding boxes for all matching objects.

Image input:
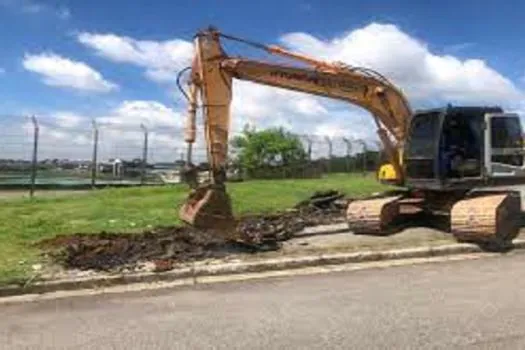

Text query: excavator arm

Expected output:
[179,27,412,235]
[221,58,411,179]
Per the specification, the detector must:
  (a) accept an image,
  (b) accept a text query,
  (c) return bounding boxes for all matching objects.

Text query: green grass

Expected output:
[0,173,388,286]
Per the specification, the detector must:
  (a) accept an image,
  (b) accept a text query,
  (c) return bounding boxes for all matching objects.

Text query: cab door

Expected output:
[484,113,524,177]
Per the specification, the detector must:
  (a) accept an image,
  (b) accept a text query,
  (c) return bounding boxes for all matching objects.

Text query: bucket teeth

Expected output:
[346,196,402,234]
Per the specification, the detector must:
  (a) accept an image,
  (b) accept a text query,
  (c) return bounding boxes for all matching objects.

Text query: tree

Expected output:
[231,126,307,177]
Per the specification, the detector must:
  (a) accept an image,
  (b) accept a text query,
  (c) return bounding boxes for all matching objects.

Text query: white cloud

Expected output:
[0,101,190,162]
[230,80,330,132]
[1,0,71,19]
[279,23,523,105]
[78,23,525,146]
[97,100,184,129]
[314,115,371,139]
[233,22,524,150]
[53,112,84,128]
[77,32,193,83]
[22,52,118,93]
[7,22,524,162]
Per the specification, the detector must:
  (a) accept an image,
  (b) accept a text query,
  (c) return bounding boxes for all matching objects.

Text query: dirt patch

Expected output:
[39,190,350,272]
[39,227,241,272]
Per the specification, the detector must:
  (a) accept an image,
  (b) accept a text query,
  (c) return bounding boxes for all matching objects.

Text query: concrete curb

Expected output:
[2,239,525,298]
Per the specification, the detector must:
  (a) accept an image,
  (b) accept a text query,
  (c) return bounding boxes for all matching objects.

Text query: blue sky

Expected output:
[1,0,525,160]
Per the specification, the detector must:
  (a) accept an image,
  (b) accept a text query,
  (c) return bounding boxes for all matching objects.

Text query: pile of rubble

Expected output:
[237,190,348,244]
[39,190,350,272]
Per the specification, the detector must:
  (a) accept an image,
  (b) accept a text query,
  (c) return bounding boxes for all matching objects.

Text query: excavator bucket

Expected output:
[179,184,237,237]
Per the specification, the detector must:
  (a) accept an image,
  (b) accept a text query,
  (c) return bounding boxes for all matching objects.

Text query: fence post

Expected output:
[29,115,39,198]
[300,135,313,178]
[374,140,383,173]
[342,137,353,174]
[302,135,312,161]
[324,136,332,174]
[140,123,149,185]
[356,139,368,176]
[91,119,99,189]
[306,136,313,177]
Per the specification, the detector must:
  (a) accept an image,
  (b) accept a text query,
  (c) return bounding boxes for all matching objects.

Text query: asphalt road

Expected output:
[3,253,525,350]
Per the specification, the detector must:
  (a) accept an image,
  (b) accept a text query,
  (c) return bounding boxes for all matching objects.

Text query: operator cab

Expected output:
[404,105,524,190]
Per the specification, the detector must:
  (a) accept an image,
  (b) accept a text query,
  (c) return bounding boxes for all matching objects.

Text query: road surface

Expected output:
[3,252,525,349]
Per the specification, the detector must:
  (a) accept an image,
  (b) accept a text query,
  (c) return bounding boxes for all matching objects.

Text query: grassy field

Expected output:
[0,173,388,286]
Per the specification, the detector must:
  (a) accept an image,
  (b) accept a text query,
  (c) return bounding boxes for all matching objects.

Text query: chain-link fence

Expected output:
[0,115,385,196]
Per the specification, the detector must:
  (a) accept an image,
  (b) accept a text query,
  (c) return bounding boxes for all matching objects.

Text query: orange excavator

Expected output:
[178,26,525,249]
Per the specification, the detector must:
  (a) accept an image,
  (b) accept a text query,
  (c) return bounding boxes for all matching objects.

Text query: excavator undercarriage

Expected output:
[346,189,522,249]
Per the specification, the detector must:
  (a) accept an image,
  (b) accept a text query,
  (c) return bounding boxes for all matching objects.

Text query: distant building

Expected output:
[112,158,123,178]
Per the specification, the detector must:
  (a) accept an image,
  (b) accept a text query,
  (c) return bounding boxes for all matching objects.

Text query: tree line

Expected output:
[229,126,383,179]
